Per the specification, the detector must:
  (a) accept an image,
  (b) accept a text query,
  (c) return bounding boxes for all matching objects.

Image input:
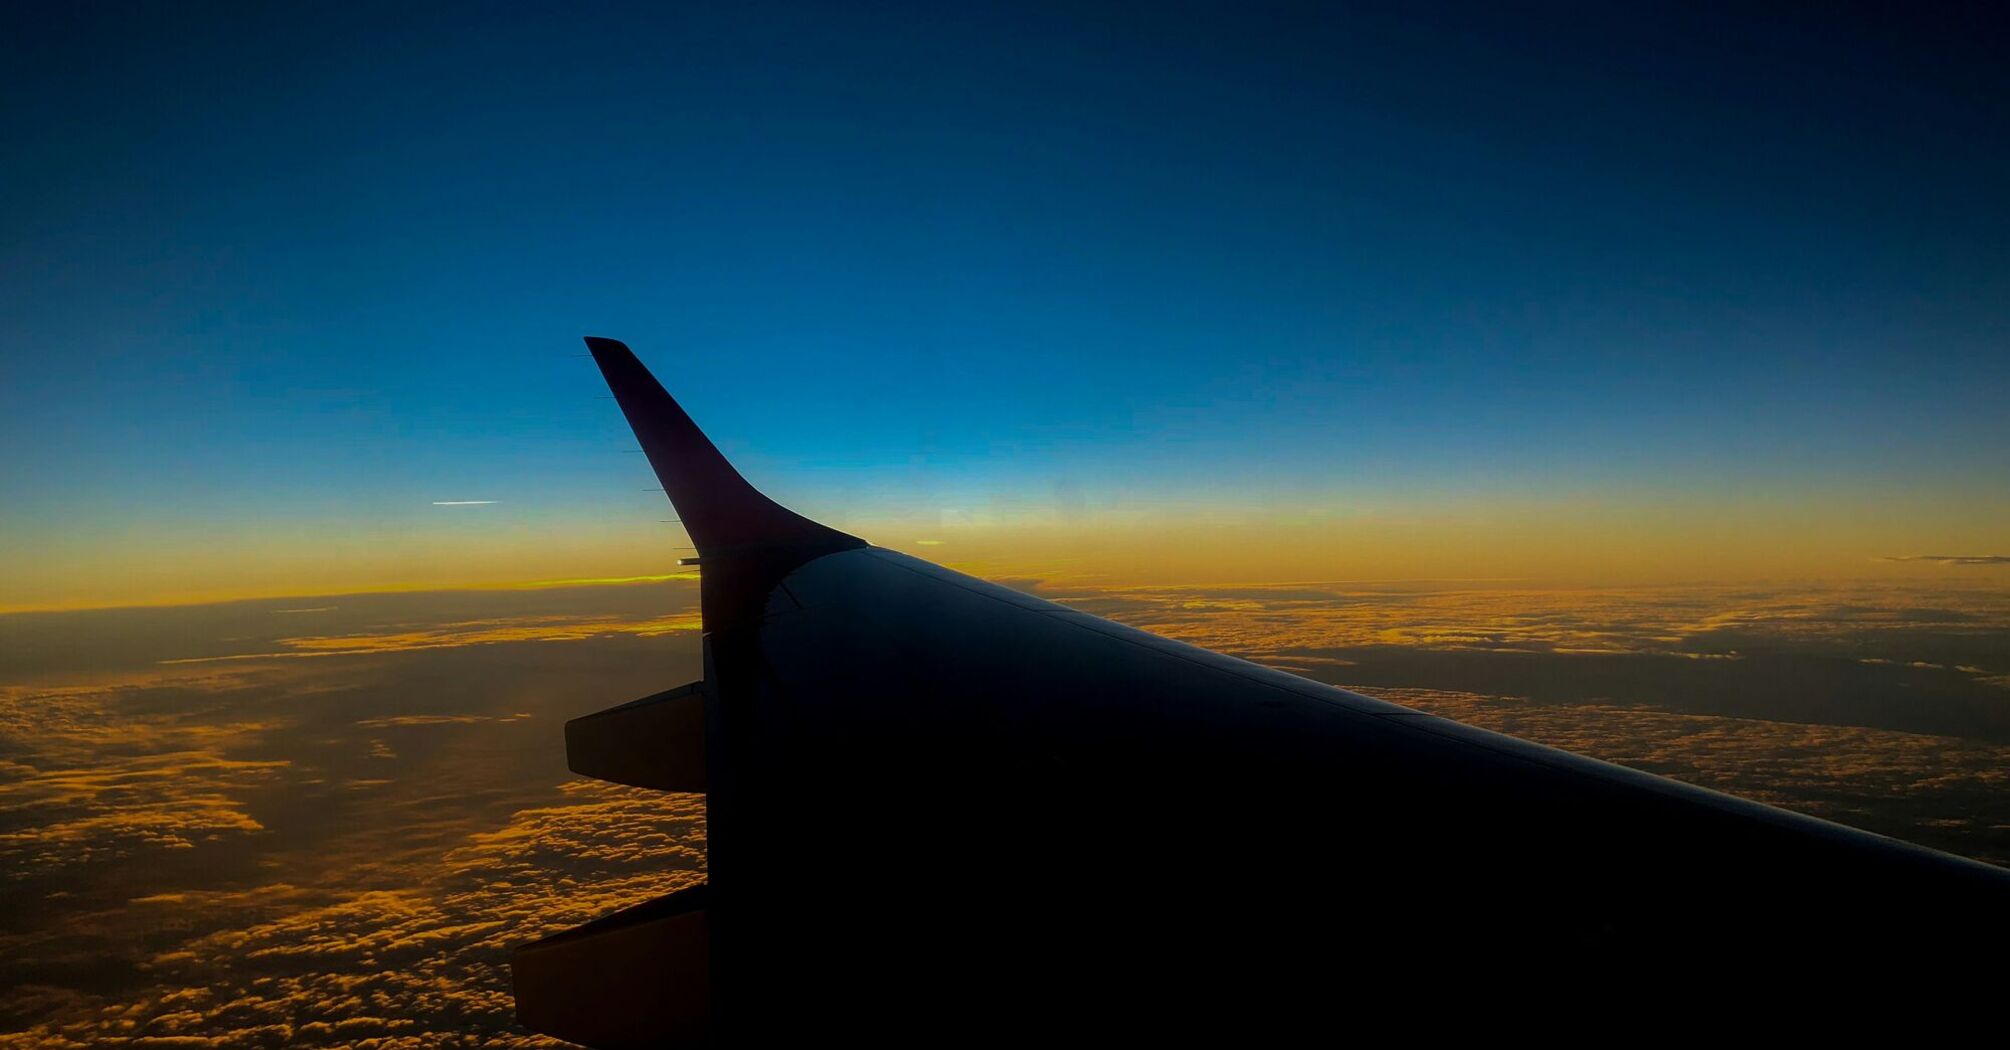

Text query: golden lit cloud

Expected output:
[0,783,705,1048]
[158,612,702,664]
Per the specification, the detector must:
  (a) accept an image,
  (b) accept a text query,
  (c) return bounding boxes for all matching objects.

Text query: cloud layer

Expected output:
[3,575,2008,1041]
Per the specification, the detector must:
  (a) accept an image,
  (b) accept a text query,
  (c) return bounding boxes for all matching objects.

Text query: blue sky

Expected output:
[4,3,2007,604]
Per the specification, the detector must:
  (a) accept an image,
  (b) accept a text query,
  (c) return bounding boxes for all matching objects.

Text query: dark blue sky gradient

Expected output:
[4,3,2007,593]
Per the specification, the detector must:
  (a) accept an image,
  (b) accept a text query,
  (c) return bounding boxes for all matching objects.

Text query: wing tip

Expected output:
[583,335,631,359]
[581,336,867,557]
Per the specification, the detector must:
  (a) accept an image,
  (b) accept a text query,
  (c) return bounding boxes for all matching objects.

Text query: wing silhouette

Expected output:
[514,339,2010,1046]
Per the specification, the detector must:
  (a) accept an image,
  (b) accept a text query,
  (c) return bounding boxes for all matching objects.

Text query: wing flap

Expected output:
[565,682,707,793]
[512,884,711,1050]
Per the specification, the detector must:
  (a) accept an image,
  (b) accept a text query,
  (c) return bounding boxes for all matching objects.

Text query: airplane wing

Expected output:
[514,338,2010,1046]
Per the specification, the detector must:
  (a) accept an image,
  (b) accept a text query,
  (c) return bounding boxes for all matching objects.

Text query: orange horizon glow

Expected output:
[6,513,2008,617]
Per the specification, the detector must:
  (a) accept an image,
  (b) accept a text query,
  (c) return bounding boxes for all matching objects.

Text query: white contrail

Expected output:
[432,500,499,506]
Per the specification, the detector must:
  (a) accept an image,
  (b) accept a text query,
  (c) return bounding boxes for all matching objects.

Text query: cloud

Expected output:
[0,753,287,869]
[1049,579,2010,670]
[1,588,715,1044]
[158,613,702,664]
[0,675,294,880]
[1370,686,2010,864]
[352,715,532,729]
[0,782,706,1048]
[0,578,703,680]
[1884,555,2010,566]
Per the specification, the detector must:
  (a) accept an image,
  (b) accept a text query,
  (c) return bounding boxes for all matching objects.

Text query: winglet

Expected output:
[585,337,864,559]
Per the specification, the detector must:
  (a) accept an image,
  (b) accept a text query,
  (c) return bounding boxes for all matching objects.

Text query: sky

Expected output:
[3,5,2009,1042]
[3,2,2007,609]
